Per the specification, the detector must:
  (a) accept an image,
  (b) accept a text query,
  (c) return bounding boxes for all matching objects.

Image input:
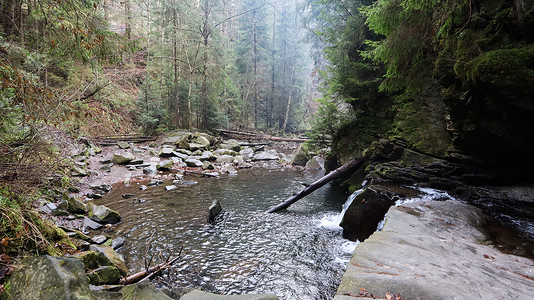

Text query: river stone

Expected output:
[67,196,88,214]
[111,237,126,250]
[70,251,100,270]
[181,289,279,300]
[92,235,108,245]
[240,148,254,161]
[305,157,322,169]
[90,244,129,276]
[214,149,238,156]
[165,185,177,191]
[185,158,203,167]
[195,136,211,148]
[87,266,121,285]
[117,141,130,149]
[334,200,534,299]
[208,199,222,223]
[252,150,279,161]
[89,203,121,224]
[111,152,135,164]
[143,165,158,175]
[216,155,235,164]
[339,185,396,241]
[72,165,88,177]
[158,147,176,157]
[188,143,205,151]
[3,256,95,300]
[121,281,174,300]
[157,160,173,171]
[200,150,216,161]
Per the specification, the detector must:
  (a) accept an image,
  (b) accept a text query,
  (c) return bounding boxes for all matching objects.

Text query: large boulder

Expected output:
[111,152,135,165]
[67,196,88,214]
[87,266,121,285]
[157,160,173,171]
[289,145,308,166]
[208,199,223,223]
[2,256,95,300]
[121,281,174,300]
[185,158,203,168]
[158,147,176,157]
[195,136,211,148]
[335,200,534,299]
[89,203,121,224]
[339,185,398,241]
[239,148,254,161]
[90,244,129,276]
[216,155,235,164]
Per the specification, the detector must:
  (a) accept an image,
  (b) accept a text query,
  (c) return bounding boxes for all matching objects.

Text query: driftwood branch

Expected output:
[120,247,183,285]
[266,158,364,213]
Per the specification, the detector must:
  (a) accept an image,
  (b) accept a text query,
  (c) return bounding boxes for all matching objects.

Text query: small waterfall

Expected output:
[319,188,365,230]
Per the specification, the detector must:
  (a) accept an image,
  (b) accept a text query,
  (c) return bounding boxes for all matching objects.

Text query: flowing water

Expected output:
[97,168,358,299]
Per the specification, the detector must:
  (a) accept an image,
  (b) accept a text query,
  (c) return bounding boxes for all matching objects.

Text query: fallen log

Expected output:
[217,129,309,142]
[266,158,364,213]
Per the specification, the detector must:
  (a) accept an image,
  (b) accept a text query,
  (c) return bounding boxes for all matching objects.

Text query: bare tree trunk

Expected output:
[267,158,364,213]
[125,0,131,40]
[252,10,259,129]
[281,54,296,134]
[173,8,180,128]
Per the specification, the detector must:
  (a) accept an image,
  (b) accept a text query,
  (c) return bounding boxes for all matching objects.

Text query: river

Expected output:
[97,167,357,299]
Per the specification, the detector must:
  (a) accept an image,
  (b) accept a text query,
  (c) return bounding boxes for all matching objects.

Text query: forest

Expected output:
[1,0,534,298]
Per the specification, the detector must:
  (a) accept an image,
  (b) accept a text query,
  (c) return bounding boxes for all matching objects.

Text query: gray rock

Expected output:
[176,148,192,155]
[226,166,238,175]
[3,256,95,300]
[202,161,215,170]
[87,193,103,199]
[111,152,135,164]
[117,141,130,149]
[334,200,534,299]
[208,199,222,223]
[46,202,58,211]
[252,150,279,161]
[158,147,176,157]
[122,193,135,199]
[92,235,108,245]
[165,185,177,191]
[195,136,211,148]
[87,266,121,285]
[90,244,129,276]
[69,251,100,270]
[200,150,215,161]
[188,143,204,151]
[239,148,254,161]
[111,237,126,250]
[120,281,173,300]
[148,179,164,186]
[129,159,144,165]
[214,149,238,156]
[89,203,121,224]
[216,155,235,164]
[84,216,103,230]
[72,165,88,177]
[233,155,245,164]
[143,165,158,175]
[139,185,148,191]
[185,158,204,167]
[305,157,323,169]
[157,160,173,171]
[100,165,112,172]
[176,180,198,186]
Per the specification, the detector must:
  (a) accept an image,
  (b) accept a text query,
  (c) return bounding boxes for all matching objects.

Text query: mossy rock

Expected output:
[87,266,121,285]
[466,45,534,95]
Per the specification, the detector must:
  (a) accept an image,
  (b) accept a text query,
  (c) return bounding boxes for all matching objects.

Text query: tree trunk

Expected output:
[173,8,180,128]
[125,0,131,40]
[252,9,259,129]
[266,158,364,213]
[281,55,296,134]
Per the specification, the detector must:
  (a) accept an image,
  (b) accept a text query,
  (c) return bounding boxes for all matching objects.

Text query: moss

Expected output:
[466,45,534,94]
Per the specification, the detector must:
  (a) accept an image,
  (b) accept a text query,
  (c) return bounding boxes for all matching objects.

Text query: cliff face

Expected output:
[329,0,534,190]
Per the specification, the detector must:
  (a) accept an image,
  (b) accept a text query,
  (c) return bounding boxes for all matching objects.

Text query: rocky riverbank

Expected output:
[2,131,324,300]
[335,199,534,299]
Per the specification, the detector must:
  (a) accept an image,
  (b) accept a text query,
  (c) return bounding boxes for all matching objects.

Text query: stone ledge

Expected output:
[335,200,534,299]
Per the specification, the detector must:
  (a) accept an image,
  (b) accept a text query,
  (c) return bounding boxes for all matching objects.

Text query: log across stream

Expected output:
[96,168,357,299]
